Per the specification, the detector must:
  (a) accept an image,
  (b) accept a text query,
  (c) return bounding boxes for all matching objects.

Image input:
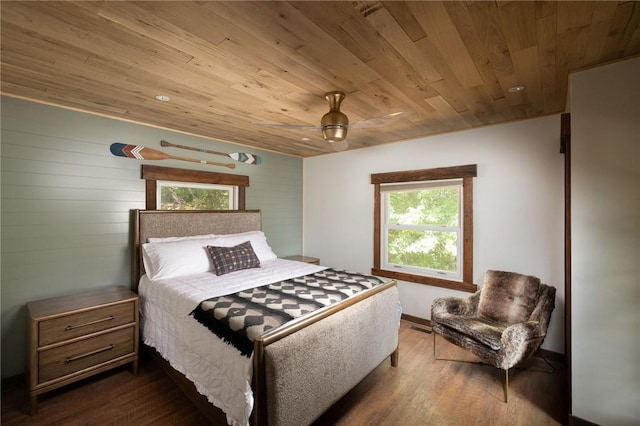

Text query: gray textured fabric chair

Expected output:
[431,270,556,402]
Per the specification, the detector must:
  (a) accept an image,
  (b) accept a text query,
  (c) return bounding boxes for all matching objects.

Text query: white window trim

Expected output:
[381,180,463,281]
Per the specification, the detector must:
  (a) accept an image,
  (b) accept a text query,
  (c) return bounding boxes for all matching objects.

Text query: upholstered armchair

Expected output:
[431,270,556,402]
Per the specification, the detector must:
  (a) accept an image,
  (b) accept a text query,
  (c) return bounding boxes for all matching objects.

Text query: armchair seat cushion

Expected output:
[434,314,506,350]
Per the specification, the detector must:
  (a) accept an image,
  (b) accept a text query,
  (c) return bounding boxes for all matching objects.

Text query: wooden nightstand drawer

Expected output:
[39,302,135,346]
[27,286,139,414]
[38,326,135,384]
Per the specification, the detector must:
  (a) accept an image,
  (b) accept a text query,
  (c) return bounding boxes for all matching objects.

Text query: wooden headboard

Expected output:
[132,209,262,291]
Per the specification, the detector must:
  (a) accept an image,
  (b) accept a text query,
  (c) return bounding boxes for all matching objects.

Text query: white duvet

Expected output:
[138,258,326,426]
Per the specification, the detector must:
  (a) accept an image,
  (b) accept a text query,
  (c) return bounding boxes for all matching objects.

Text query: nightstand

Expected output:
[283,255,320,265]
[27,286,139,414]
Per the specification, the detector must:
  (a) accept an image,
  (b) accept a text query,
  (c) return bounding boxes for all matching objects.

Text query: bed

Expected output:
[132,209,400,426]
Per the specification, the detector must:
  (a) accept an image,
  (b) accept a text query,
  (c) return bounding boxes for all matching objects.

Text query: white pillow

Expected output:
[147,233,216,243]
[211,231,277,262]
[142,237,218,280]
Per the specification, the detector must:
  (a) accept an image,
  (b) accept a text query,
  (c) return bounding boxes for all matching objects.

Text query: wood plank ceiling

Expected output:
[1,1,639,157]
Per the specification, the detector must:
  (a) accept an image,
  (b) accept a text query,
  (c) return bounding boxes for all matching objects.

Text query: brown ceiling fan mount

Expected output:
[320,91,349,142]
[253,91,405,151]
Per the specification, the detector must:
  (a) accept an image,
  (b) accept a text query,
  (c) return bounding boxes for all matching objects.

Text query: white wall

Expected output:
[303,114,565,353]
[570,57,640,424]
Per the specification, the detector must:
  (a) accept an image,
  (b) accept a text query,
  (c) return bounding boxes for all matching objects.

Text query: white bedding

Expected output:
[139,258,326,426]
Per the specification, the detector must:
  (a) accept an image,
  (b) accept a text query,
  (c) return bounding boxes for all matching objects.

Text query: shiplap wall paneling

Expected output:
[1,96,303,378]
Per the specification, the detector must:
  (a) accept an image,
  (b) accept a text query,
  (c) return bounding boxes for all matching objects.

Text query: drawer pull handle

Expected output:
[65,315,115,331]
[65,344,115,363]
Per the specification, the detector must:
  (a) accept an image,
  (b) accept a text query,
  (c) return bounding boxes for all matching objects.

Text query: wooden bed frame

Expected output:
[132,209,400,426]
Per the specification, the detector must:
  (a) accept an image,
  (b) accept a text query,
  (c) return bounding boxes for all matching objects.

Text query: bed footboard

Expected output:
[256,282,400,426]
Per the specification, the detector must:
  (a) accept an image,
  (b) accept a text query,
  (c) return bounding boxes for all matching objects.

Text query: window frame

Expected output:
[381,179,463,281]
[156,180,238,210]
[142,165,249,210]
[371,165,477,293]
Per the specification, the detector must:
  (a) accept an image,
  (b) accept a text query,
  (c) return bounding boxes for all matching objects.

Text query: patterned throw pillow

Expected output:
[207,240,260,276]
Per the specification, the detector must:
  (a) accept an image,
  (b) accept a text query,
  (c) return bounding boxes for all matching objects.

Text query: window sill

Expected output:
[371,268,477,293]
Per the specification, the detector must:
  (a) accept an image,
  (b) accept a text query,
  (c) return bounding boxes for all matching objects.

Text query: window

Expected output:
[371,165,477,292]
[157,181,238,210]
[141,165,249,210]
[382,180,462,280]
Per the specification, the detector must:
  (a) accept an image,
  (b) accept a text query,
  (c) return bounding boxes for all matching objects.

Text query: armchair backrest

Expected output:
[477,270,542,325]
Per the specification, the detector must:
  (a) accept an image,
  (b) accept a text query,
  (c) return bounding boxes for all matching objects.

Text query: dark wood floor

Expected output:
[2,320,568,425]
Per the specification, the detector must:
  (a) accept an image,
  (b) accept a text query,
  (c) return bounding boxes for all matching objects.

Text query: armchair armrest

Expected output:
[502,284,555,349]
[431,291,481,318]
[499,320,548,369]
[502,321,545,345]
[528,284,556,330]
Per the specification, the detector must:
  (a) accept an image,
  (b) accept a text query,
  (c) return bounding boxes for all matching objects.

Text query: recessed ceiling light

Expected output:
[154,95,171,102]
[301,137,310,141]
[508,85,525,93]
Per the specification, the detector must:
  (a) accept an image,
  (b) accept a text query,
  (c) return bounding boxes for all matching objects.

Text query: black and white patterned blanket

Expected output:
[191,268,387,357]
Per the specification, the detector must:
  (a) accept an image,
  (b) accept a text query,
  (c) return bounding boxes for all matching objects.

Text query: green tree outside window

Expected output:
[160,185,233,210]
[386,186,460,274]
